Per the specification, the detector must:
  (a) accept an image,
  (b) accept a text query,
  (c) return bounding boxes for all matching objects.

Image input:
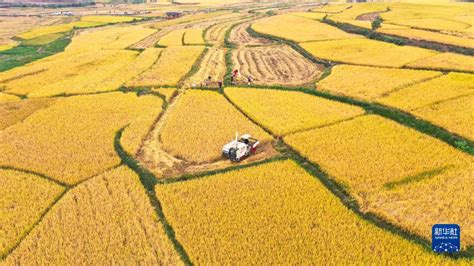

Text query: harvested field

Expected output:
[184,47,226,88]
[205,20,237,45]
[231,45,322,87]
[228,21,273,46]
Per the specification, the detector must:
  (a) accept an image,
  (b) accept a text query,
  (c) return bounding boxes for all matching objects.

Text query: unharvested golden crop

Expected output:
[406,52,474,72]
[0,93,20,103]
[81,15,137,23]
[1,48,161,97]
[0,98,55,130]
[300,38,437,68]
[365,165,474,247]
[377,73,474,111]
[152,87,177,102]
[251,14,360,42]
[66,25,156,52]
[225,87,364,136]
[128,45,204,87]
[378,28,474,49]
[285,115,473,197]
[0,92,163,185]
[155,160,455,264]
[386,18,470,32]
[17,21,105,40]
[5,166,181,265]
[157,29,186,46]
[0,169,64,258]
[318,65,442,100]
[160,90,271,163]
[413,94,474,140]
[183,28,205,45]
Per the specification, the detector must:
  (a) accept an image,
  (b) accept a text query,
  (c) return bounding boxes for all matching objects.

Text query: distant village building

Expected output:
[166,11,182,19]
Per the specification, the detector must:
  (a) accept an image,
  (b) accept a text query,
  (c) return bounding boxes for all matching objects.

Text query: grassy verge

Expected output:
[0,32,71,72]
[114,127,192,265]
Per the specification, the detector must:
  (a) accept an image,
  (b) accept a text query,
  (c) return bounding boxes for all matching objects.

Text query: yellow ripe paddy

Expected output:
[317,65,442,100]
[406,52,474,72]
[0,169,64,258]
[300,38,437,68]
[5,166,182,265]
[377,72,474,111]
[251,14,360,42]
[412,94,474,140]
[160,90,271,163]
[155,160,456,264]
[128,45,204,87]
[285,115,472,196]
[183,28,205,45]
[1,1,474,264]
[225,87,364,136]
[0,92,163,185]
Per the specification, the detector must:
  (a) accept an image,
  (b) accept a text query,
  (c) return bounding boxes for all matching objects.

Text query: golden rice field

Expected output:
[300,38,437,68]
[157,29,187,46]
[318,65,443,100]
[155,160,457,264]
[406,52,474,72]
[1,1,473,264]
[0,92,163,185]
[377,73,474,111]
[0,169,64,258]
[183,28,205,45]
[284,115,473,245]
[412,95,474,140]
[251,14,360,42]
[225,87,364,136]
[160,90,271,163]
[128,45,204,87]
[5,166,181,265]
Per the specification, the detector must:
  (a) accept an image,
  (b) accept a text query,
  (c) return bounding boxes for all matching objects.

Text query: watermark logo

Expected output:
[432,224,460,253]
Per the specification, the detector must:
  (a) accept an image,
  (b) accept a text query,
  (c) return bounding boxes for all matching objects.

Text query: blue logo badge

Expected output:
[432,224,460,253]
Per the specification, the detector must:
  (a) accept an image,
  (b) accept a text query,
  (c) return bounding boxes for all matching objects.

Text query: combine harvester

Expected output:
[222,133,259,162]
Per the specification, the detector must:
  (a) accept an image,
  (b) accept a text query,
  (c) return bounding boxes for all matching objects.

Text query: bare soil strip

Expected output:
[231,45,323,86]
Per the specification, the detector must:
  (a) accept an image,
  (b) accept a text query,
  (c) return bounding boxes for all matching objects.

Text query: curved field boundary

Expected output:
[0,163,121,261]
[323,18,474,56]
[221,88,474,260]
[246,26,474,154]
[114,127,192,266]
